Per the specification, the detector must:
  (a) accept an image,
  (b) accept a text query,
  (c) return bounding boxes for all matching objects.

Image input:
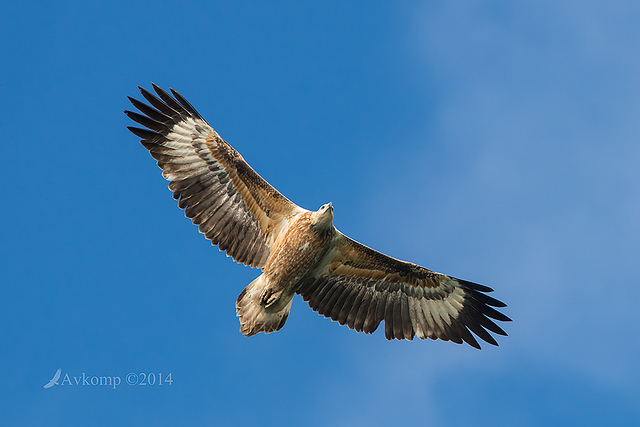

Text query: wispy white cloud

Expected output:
[342,0,640,409]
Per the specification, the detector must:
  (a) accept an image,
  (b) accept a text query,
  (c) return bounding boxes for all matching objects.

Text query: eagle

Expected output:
[125,84,511,349]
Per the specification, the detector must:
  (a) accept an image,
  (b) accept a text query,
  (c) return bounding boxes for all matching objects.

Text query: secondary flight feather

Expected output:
[125,84,511,349]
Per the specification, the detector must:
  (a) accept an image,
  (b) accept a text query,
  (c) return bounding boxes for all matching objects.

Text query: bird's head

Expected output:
[312,202,334,231]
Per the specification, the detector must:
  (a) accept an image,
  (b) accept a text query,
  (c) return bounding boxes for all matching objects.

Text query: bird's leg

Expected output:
[259,287,282,309]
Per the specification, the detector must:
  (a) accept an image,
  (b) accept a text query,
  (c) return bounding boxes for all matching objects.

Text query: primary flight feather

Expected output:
[125,84,511,349]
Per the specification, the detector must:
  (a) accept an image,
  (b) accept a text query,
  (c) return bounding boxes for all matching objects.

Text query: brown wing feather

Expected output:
[297,231,511,348]
[125,84,305,268]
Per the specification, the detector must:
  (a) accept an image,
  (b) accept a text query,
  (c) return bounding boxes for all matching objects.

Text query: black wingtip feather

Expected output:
[124,110,166,132]
[482,305,512,322]
[461,313,499,347]
[470,290,508,308]
[170,87,204,120]
[128,96,171,123]
[152,84,185,113]
[456,323,481,349]
[127,126,157,139]
[138,86,178,117]
[458,279,495,293]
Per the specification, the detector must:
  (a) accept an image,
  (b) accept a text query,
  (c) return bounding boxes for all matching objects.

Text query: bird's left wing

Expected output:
[125,84,306,268]
[297,232,511,348]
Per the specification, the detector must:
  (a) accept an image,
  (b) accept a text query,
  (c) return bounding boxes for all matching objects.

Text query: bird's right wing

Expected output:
[125,84,306,268]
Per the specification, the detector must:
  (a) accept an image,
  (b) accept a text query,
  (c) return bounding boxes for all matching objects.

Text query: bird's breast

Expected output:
[263,212,333,289]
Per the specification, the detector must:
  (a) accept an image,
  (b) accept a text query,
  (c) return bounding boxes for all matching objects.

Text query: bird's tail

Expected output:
[236,275,293,337]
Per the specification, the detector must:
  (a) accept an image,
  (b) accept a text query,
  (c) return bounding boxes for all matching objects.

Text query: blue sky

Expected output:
[2,1,639,425]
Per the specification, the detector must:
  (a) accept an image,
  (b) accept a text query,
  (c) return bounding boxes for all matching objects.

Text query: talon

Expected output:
[260,289,280,308]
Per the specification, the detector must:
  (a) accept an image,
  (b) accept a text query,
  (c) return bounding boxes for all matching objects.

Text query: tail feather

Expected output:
[236,275,293,336]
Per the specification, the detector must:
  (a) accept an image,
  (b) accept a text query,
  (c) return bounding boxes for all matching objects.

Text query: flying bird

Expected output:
[125,84,511,349]
[44,368,62,389]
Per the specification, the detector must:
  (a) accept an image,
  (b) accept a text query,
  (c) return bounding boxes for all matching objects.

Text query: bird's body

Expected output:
[125,84,511,348]
[264,207,334,293]
[237,206,335,335]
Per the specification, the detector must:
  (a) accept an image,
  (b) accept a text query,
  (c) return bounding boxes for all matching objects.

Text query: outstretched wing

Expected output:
[125,84,305,268]
[297,232,511,349]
